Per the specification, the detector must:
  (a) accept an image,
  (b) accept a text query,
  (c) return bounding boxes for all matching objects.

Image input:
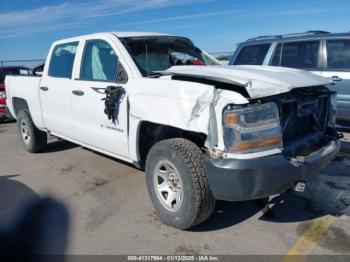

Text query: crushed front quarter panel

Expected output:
[127,78,249,161]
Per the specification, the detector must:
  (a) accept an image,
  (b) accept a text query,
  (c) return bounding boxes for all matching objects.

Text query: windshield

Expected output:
[120,36,220,76]
[0,69,21,84]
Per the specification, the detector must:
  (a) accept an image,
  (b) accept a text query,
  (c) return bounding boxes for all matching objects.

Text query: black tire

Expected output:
[17,110,47,153]
[145,138,216,229]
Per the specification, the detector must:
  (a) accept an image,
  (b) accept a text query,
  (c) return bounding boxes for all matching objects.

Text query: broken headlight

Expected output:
[223,102,282,154]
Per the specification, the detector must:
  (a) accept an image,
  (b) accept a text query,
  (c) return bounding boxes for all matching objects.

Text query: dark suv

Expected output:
[229,31,350,125]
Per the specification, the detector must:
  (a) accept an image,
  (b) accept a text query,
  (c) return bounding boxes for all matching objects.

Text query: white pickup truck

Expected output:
[5,32,341,229]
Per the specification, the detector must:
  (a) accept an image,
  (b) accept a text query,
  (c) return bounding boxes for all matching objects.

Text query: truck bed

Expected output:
[5,75,44,129]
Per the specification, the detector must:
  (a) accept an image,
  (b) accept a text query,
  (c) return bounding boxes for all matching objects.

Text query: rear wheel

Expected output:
[145,138,216,229]
[17,110,47,153]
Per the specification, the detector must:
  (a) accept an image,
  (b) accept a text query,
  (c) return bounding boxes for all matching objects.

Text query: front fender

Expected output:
[126,78,249,162]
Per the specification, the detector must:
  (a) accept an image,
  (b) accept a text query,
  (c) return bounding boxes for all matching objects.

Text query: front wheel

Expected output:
[145,138,216,229]
[17,110,47,153]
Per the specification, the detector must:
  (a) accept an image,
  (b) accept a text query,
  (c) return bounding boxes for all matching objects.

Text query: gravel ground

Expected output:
[0,121,349,255]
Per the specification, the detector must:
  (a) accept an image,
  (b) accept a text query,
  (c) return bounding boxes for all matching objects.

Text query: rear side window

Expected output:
[48,42,79,78]
[273,41,320,69]
[326,39,350,70]
[80,40,118,81]
[234,44,270,65]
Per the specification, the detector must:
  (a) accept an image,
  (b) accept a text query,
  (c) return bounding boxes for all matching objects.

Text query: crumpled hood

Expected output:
[163,65,331,98]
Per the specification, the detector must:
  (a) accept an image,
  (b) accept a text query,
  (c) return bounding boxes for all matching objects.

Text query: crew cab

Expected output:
[5,32,341,229]
[0,66,30,121]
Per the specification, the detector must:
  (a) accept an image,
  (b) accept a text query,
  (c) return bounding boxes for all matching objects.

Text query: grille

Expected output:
[258,86,331,156]
[281,95,329,145]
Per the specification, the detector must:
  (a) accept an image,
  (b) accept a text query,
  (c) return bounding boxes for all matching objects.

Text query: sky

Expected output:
[1,0,350,60]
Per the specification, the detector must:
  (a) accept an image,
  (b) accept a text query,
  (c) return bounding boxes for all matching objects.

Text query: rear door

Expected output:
[321,39,350,121]
[70,37,129,158]
[40,41,79,137]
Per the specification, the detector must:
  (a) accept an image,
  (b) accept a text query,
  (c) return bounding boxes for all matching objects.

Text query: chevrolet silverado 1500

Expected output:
[5,32,341,229]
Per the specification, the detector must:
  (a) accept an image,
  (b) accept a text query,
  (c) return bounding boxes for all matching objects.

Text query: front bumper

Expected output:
[204,139,341,201]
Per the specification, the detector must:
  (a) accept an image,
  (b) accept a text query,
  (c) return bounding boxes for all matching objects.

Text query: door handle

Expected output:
[40,86,49,91]
[91,87,106,94]
[72,90,84,96]
[330,76,342,82]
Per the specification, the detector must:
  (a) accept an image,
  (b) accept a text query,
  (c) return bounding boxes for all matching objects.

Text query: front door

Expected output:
[71,39,129,157]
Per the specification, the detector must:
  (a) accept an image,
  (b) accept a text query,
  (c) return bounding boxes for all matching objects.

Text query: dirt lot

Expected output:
[0,121,349,255]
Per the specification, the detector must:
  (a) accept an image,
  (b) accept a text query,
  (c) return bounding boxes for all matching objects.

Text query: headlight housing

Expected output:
[223,102,282,154]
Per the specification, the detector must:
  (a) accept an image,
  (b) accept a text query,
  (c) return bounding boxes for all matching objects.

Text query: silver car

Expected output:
[229,31,350,125]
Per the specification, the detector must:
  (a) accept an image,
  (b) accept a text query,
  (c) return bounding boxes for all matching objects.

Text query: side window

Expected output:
[326,39,350,70]
[234,44,270,65]
[48,42,78,78]
[271,43,282,66]
[80,40,119,81]
[280,41,320,69]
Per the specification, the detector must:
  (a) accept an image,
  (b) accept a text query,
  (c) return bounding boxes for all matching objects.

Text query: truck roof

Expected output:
[53,32,173,44]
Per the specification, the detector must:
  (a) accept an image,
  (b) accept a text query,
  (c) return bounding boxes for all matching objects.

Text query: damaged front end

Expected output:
[145,65,341,201]
[219,85,340,159]
[204,85,341,201]
[255,86,339,158]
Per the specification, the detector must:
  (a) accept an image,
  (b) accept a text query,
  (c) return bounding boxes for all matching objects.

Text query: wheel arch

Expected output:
[12,97,29,116]
[135,121,207,169]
